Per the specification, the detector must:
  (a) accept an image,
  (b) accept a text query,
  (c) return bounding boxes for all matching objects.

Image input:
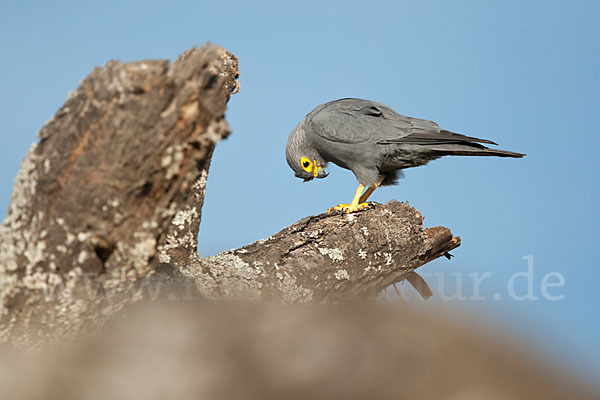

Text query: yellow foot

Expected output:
[327,202,374,214]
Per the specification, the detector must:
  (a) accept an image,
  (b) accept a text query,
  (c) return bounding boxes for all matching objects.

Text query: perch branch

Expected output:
[182,200,460,303]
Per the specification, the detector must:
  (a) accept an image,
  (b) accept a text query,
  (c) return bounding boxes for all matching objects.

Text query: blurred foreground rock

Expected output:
[0,301,595,400]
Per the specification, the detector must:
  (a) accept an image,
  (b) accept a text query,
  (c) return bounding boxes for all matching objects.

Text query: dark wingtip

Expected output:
[440,130,498,145]
[496,150,527,158]
[473,137,498,145]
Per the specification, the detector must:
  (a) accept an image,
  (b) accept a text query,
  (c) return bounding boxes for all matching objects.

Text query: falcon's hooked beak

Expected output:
[314,164,328,179]
[297,164,328,182]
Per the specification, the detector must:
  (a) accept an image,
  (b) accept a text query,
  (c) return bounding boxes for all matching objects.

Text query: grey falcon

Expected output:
[286,98,525,213]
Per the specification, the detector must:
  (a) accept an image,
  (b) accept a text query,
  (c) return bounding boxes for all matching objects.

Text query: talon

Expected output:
[327,204,350,213]
[327,184,378,214]
[328,202,373,214]
[345,202,372,213]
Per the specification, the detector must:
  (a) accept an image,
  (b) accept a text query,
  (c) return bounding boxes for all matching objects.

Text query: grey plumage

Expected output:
[286,98,525,188]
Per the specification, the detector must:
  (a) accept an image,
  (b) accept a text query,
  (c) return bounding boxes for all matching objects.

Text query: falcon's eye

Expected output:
[300,157,312,173]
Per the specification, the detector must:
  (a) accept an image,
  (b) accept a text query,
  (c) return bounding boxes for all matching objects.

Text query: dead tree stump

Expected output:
[0,45,459,343]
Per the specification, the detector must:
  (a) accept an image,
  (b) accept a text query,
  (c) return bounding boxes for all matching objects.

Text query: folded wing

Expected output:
[307,98,524,158]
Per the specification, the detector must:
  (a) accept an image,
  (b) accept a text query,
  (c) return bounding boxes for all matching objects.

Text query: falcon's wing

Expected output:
[307,98,496,146]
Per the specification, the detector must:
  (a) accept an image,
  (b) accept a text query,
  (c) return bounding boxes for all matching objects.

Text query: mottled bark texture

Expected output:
[0,45,459,343]
[0,45,239,342]
[185,201,459,303]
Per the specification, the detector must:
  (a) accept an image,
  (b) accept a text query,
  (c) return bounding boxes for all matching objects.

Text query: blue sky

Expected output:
[1,0,599,384]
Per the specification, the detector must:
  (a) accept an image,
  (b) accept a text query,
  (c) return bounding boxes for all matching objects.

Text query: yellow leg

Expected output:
[327,184,374,213]
[359,178,384,203]
[347,184,365,211]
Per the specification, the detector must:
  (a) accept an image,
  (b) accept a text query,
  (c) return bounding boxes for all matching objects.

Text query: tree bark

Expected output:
[0,45,239,342]
[181,200,459,303]
[0,45,459,343]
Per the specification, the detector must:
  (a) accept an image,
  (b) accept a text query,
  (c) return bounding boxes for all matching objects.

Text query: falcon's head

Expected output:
[285,124,328,182]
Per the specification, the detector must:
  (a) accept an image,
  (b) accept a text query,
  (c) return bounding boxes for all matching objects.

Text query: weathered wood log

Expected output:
[0,45,459,343]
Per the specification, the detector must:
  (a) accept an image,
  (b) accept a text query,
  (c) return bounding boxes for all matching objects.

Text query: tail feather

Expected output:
[378,129,525,157]
[426,143,526,158]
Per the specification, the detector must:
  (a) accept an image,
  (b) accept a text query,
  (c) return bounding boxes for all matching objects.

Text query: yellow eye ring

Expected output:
[300,157,312,173]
